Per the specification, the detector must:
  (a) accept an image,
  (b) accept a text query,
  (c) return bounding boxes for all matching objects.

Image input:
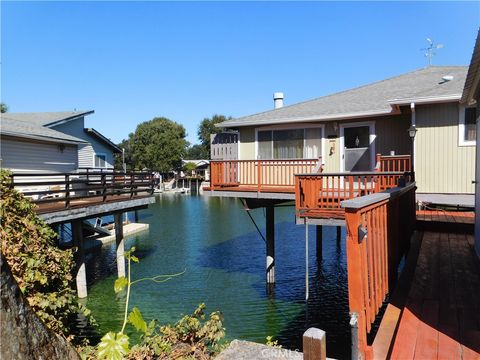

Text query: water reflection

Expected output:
[85,194,351,359]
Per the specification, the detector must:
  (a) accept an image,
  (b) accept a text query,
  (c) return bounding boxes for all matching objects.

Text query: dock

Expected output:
[84,222,149,250]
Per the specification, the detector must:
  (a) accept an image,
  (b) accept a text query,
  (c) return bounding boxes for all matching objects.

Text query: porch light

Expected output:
[407,125,418,139]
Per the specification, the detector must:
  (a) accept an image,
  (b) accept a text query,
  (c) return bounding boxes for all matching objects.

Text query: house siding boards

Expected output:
[239,127,256,160]
[1,137,77,173]
[236,115,411,173]
[416,102,475,194]
[52,117,115,168]
[374,114,411,156]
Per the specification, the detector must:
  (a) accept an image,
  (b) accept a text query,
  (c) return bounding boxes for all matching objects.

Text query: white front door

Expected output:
[340,122,376,172]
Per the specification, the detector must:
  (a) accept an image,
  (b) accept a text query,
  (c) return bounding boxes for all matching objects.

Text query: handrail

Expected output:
[210,158,321,191]
[10,171,155,213]
[295,171,413,214]
[375,154,411,173]
[342,182,416,359]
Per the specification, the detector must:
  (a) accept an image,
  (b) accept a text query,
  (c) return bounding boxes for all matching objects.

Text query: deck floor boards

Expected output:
[35,194,152,214]
[386,226,480,360]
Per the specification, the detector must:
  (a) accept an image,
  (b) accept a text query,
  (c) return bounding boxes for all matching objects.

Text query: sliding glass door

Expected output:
[257,127,322,160]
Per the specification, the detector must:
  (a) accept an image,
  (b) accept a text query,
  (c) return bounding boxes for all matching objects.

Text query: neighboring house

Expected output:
[462,30,480,257]
[182,159,210,180]
[215,66,475,206]
[1,111,122,171]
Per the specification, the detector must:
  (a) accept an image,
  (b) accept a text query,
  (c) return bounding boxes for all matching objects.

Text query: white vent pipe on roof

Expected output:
[273,92,284,109]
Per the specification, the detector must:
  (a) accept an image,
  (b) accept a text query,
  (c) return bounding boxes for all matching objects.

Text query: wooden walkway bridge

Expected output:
[372,212,479,359]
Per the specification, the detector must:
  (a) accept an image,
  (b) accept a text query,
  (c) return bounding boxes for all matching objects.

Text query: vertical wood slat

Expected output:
[344,184,416,358]
[209,159,318,190]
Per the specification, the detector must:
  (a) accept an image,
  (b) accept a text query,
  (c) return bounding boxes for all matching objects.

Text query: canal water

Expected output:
[85,194,351,359]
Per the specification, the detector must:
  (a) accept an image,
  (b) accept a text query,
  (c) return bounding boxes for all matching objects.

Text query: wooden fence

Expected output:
[10,170,155,213]
[210,159,320,191]
[341,182,416,359]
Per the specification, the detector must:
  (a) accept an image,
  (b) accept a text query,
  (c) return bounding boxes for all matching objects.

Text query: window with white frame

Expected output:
[94,153,107,168]
[459,106,477,146]
[257,127,322,159]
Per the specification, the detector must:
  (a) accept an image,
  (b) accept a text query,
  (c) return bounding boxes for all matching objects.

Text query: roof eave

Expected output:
[461,30,480,105]
[388,94,461,106]
[1,131,88,145]
[45,110,95,127]
[85,128,122,153]
[217,108,399,128]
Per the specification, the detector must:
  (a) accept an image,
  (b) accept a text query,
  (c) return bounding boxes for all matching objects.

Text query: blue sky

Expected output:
[2,1,479,145]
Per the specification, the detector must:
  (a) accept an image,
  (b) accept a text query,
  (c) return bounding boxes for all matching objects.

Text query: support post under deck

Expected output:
[266,205,275,285]
[316,225,323,259]
[336,226,342,243]
[114,212,126,278]
[72,219,87,298]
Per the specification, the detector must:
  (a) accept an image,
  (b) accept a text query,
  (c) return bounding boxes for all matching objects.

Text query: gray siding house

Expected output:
[1,110,122,172]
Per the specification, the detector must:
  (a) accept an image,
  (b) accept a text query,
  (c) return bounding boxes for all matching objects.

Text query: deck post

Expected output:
[134,210,139,223]
[72,219,87,298]
[336,226,342,244]
[266,205,275,285]
[306,221,309,300]
[114,212,126,278]
[316,225,323,259]
[302,327,326,360]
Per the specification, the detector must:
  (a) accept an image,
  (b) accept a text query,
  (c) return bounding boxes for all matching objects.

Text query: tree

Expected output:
[183,162,198,176]
[185,144,208,160]
[197,114,231,158]
[121,117,188,172]
[1,103,8,113]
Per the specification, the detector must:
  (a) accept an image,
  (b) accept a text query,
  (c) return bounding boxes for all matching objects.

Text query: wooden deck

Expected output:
[416,210,475,224]
[417,210,475,234]
[373,212,479,359]
[35,194,153,214]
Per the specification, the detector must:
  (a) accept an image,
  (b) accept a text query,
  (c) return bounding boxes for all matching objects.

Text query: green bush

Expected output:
[0,169,94,344]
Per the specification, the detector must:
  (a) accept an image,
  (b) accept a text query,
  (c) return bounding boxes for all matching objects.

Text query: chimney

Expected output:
[273,92,284,109]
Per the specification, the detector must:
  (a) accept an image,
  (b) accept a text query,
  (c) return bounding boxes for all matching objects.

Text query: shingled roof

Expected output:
[219,66,468,128]
[1,117,87,144]
[2,110,94,127]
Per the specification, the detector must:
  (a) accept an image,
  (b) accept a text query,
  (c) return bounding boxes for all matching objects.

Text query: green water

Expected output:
[85,194,351,358]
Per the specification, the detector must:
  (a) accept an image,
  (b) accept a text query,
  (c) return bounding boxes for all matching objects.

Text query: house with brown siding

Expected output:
[213,66,475,207]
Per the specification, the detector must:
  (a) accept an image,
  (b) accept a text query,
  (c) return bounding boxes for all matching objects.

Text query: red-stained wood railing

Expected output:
[375,154,411,172]
[341,182,416,359]
[295,172,412,217]
[375,154,412,186]
[9,170,155,214]
[210,159,320,192]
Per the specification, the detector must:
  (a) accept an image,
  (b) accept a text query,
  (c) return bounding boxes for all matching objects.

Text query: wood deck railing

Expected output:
[210,159,320,192]
[10,170,155,214]
[295,172,413,218]
[375,154,411,172]
[342,182,416,359]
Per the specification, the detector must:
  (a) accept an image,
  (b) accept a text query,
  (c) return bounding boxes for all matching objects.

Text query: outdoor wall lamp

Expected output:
[358,225,367,243]
[407,125,418,139]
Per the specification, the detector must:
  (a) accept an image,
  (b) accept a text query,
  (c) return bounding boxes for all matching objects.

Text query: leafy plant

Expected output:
[0,169,95,344]
[89,247,225,360]
[266,335,282,348]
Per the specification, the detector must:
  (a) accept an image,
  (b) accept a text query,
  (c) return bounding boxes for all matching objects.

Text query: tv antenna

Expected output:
[422,38,443,67]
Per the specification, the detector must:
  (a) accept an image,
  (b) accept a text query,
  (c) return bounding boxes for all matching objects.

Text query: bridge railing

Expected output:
[341,182,416,359]
[9,170,155,213]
